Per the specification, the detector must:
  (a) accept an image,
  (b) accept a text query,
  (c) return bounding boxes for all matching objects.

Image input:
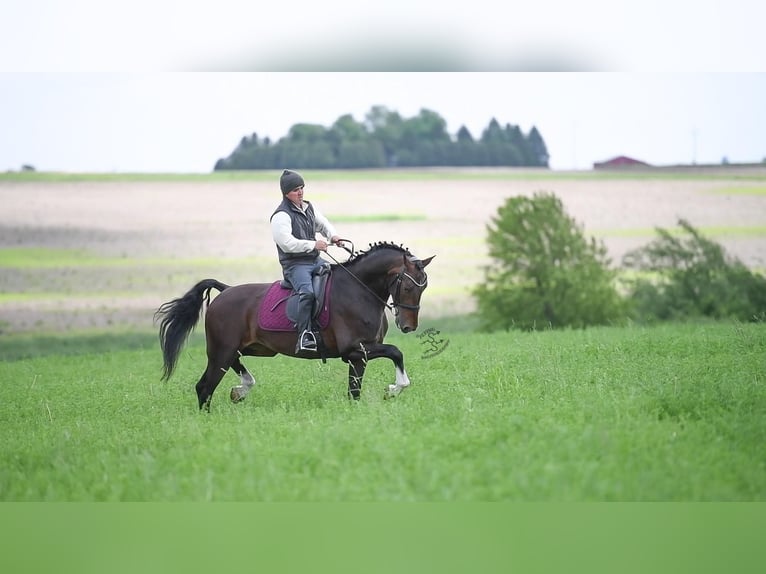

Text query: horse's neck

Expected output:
[346,252,400,292]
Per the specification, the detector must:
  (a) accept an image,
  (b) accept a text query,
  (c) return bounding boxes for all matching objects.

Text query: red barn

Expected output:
[593,155,651,169]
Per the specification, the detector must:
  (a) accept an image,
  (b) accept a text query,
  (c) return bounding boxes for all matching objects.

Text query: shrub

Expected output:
[473,191,628,331]
[622,218,766,322]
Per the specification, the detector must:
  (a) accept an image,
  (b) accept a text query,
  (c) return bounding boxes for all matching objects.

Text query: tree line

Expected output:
[213,106,550,171]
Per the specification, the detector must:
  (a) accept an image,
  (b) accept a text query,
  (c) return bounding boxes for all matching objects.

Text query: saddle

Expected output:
[257,265,332,332]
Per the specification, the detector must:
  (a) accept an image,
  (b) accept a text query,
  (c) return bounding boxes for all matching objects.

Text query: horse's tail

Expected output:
[154,279,230,381]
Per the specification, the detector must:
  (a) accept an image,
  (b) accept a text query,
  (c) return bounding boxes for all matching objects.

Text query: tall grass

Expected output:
[1,321,763,501]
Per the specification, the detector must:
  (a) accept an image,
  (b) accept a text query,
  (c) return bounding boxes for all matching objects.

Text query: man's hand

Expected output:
[315,239,329,251]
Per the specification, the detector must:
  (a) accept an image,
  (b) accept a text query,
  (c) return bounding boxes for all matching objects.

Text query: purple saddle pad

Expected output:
[257,279,332,332]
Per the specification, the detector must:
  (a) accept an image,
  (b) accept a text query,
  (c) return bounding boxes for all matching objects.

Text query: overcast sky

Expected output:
[1,1,764,173]
[2,73,764,173]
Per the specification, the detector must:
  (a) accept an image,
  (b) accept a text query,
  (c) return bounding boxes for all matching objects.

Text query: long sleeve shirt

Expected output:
[270,202,338,254]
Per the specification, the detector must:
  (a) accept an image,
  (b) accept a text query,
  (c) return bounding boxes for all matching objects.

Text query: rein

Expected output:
[324,240,426,316]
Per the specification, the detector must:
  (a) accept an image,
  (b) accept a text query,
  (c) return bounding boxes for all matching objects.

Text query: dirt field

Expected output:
[2,172,765,333]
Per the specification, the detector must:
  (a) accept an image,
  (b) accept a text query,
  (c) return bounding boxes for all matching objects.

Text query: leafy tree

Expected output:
[278,141,335,169]
[330,114,368,141]
[337,140,386,168]
[365,105,404,166]
[404,109,450,143]
[622,219,766,322]
[287,123,328,144]
[474,192,628,331]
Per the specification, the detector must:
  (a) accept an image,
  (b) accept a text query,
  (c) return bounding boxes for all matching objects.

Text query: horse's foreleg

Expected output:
[229,355,257,403]
[381,345,410,399]
[386,363,411,398]
[353,343,410,399]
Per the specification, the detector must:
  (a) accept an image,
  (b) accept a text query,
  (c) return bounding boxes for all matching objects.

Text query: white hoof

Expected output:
[385,368,411,399]
[230,385,247,403]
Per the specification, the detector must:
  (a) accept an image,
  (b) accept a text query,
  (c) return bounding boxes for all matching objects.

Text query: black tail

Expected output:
[154,279,230,381]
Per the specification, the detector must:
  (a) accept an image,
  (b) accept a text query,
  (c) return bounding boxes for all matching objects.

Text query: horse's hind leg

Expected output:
[346,348,368,401]
[229,355,257,403]
[196,349,238,411]
[196,364,225,411]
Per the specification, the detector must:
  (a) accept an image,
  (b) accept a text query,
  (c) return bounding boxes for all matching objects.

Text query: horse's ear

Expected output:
[421,255,435,268]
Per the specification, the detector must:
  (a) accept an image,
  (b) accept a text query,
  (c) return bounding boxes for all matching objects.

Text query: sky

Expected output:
[1,1,765,173]
[2,73,764,173]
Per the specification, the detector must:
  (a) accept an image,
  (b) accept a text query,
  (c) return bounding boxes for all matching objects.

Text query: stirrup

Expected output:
[298,330,317,352]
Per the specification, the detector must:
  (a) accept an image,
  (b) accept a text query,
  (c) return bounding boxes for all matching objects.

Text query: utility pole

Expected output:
[692,127,698,165]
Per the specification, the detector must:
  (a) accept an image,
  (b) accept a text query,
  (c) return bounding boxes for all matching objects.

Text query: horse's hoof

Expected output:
[230,385,246,403]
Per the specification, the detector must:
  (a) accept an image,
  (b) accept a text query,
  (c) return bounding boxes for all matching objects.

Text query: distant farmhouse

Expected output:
[592,155,766,174]
[593,155,651,169]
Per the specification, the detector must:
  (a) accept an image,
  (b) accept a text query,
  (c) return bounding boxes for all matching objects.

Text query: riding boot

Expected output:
[295,292,317,354]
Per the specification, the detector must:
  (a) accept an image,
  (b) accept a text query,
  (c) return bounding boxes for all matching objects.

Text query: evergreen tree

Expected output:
[213,107,551,170]
[526,126,550,167]
[480,118,505,143]
[456,125,474,143]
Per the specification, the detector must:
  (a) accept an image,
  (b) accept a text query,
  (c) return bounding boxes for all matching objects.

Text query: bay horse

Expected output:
[155,242,434,411]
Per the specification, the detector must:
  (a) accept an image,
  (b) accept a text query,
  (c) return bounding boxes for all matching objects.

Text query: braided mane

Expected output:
[344,241,412,265]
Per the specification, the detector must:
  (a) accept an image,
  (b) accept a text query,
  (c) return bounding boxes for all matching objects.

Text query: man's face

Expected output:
[286,185,304,205]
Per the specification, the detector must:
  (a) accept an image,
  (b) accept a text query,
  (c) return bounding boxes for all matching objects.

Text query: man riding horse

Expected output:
[270,169,341,354]
[156,169,433,410]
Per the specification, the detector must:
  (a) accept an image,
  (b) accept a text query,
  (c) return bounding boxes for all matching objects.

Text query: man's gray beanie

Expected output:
[280,169,305,195]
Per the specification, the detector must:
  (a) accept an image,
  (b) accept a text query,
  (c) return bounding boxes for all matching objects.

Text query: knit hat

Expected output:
[280,169,305,195]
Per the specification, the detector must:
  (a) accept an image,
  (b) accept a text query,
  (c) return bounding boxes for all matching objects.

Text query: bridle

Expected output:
[325,240,428,318]
[389,268,428,312]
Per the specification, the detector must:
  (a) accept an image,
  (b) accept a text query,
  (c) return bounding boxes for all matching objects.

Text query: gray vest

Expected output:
[271,198,319,267]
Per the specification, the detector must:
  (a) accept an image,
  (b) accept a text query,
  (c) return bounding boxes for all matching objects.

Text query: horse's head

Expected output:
[389,254,435,333]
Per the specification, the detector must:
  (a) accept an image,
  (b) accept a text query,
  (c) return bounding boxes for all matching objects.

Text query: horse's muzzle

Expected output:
[396,316,417,333]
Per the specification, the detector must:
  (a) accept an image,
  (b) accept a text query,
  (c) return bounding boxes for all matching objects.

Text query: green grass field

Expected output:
[2,321,763,501]
[2,169,765,504]
[5,165,766,572]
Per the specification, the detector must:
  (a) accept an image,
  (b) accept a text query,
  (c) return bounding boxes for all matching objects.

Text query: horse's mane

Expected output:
[342,241,412,266]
